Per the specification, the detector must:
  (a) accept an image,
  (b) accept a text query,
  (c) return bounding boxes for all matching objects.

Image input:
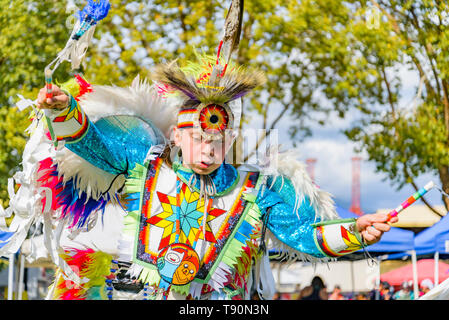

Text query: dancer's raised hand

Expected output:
[36,85,69,110]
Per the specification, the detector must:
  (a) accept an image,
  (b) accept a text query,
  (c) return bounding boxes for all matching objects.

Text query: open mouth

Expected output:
[199,161,213,169]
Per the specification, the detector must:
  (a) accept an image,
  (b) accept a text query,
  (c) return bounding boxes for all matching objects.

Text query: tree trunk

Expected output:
[438,165,449,211]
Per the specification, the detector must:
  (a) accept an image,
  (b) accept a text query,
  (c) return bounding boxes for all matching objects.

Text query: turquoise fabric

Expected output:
[256,176,326,258]
[173,160,239,196]
[67,115,165,176]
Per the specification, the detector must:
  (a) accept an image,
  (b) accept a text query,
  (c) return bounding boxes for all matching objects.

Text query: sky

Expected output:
[293,116,442,214]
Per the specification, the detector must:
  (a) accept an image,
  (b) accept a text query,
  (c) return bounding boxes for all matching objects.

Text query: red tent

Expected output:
[380,259,449,287]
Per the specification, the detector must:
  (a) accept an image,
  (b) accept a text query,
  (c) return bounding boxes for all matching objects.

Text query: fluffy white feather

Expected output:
[54,146,124,201]
[78,75,180,138]
[260,147,339,222]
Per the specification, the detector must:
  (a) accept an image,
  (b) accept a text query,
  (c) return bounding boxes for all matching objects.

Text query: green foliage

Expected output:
[290,0,449,207]
[4,0,447,209]
[343,1,449,204]
[1,0,355,204]
[0,0,71,205]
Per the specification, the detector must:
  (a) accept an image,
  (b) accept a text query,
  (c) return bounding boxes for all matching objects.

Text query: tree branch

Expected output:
[408,6,449,133]
[380,65,396,122]
[403,163,445,217]
[242,100,289,164]
[371,1,437,99]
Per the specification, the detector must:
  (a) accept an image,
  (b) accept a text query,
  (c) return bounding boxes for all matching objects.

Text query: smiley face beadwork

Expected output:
[156,243,200,286]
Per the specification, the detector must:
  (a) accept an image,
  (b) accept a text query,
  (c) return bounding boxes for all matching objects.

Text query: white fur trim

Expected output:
[78,75,180,138]
[54,147,124,201]
[261,147,339,222]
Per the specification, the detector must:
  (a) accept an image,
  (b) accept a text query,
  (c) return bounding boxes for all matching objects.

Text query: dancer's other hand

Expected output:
[356,213,399,245]
[36,85,69,110]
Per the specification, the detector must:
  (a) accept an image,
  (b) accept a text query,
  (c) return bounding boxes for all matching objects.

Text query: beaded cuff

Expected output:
[46,95,89,143]
[312,218,364,257]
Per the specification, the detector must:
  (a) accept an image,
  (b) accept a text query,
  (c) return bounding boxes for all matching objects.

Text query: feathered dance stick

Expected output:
[38,0,111,285]
[387,181,436,221]
[44,0,111,99]
[43,0,110,148]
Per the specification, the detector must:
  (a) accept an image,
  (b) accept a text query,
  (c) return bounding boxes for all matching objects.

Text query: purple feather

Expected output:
[52,171,110,229]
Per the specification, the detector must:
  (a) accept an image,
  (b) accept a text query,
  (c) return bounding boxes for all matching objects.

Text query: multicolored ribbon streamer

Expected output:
[44,0,111,98]
[387,181,435,220]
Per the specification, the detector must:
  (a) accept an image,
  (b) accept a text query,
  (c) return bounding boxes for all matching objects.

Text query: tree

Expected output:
[345,1,449,213]
[2,0,354,204]
[278,0,449,213]
[0,0,71,204]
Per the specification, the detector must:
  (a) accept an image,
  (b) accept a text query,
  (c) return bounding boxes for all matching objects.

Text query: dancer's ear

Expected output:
[172,127,182,147]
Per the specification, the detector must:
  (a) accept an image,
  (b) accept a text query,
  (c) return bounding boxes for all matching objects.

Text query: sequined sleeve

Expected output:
[45,94,152,176]
[256,176,365,259]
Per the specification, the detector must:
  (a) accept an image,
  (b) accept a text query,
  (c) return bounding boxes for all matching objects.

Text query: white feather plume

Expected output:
[78,75,180,138]
[54,75,180,198]
[260,147,339,222]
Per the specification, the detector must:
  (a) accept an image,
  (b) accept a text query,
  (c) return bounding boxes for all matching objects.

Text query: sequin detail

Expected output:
[67,115,165,176]
[256,177,326,258]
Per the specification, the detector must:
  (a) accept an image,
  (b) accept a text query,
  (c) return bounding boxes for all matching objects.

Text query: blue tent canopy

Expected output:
[0,231,16,250]
[336,207,415,253]
[412,210,449,256]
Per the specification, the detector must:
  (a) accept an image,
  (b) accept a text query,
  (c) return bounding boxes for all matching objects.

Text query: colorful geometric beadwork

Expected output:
[177,108,197,129]
[314,222,363,257]
[148,185,226,251]
[50,96,89,143]
[132,157,261,285]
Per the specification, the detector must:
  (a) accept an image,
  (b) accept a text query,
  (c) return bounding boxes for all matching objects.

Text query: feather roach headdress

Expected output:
[152,0,265,140]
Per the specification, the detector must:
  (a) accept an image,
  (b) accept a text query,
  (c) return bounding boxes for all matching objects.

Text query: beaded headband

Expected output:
[177,103,234,140]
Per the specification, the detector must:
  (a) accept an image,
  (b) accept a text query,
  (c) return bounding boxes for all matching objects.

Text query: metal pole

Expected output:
[277,262,282,292]
[8,254,14,300]
[434,251,439,286]
[411,250,419,299]
[18,254,25,300]
[350,261,355,294]
[375,257,380,300]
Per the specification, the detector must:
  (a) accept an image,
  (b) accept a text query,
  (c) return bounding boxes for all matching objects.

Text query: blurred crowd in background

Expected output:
[268,276,435,300]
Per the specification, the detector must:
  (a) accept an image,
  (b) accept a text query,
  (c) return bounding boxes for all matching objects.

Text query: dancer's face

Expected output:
[173,127,232,175]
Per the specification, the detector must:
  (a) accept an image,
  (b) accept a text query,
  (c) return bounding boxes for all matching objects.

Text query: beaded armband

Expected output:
[45,76,92,145]
[312,218,364,257]
[46,95,89,144]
